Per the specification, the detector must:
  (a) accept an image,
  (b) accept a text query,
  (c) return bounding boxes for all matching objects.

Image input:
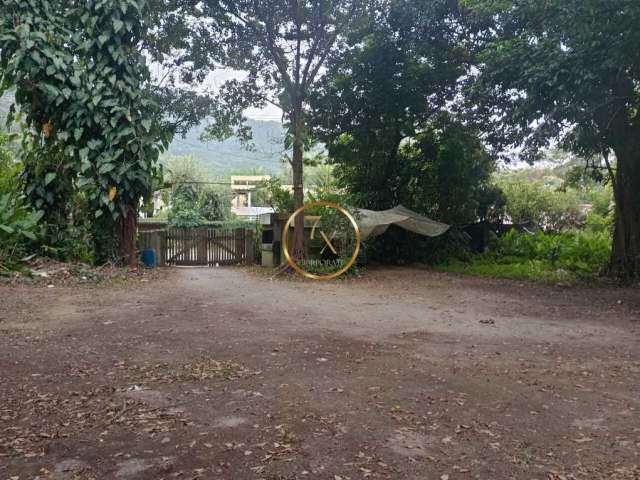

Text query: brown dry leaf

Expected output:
[42,120,53,138]
[572,436,593,443]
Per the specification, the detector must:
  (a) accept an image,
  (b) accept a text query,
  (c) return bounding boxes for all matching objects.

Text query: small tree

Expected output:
[177,0,367,257]
[198,188,230,222]
[168,184,206,228]
[497,177,585,232]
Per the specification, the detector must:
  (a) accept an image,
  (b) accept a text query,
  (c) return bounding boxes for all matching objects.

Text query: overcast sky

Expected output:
[202,68,284,123]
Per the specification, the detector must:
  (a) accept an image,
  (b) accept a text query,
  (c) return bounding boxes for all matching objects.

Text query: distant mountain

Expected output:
[0,92,287,175]
[167,119,288,175]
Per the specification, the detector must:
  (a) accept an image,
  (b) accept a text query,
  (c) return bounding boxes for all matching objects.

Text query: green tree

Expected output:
[168,184,206,228]
[171,0,368,256]
[497,175,585,232]
[0,0,170,266]
[164,156,231,226]
[464,0,640,279]
[327,114,498,225]
[398,118,499,225]
[312,1,493,223]
[311,0,468,207]
[259,178,295,214]
[167,184,230,228]
[164,155,210,186]
[198,187,230,222]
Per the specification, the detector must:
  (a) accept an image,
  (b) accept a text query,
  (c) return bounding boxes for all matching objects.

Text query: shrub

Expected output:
[259,178,295,214]
[39,192,95,264]
[199,188,231,222]
[168,205,206,228]
[496,230,610,274]
[0,132,20,195]
[439,230,611,283]
[498,179,585,232]
[0,132,44,271]
[167,183,231,228]
[0,192,43,271]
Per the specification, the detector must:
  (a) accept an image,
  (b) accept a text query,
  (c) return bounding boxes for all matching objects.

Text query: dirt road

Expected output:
[1,267,639,479]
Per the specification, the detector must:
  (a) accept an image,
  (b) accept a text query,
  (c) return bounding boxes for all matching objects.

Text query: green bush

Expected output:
[199,188,231,221]
[0,132,43,271]
[439,230,611,283]
[168,183,231,228]
[39,192,95,264]
[498,179,585,231]
[168,206,207,229]
[497,230,610,273]
[495,169,614,234]
[259,178,295,214]
[0,193,43,272]
[0,132,20,194]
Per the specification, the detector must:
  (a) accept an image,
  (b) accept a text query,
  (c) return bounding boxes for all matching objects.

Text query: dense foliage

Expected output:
[0,131,19,193]
[309,1,506,263]
[163,156,230,228]
[167,184,230,228]
[464,0,640,280]
[499,179,584,232]
[313,0,468,210]
[0,130,42,271]
[442,230,612,284]
[494,162,613,233]
[260,178,295,215]
[0,193,43,272]
[0,0,169,266]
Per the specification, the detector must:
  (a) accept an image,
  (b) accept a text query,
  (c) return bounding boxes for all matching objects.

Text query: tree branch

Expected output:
[256,2,294,99]
[302,2,358,89]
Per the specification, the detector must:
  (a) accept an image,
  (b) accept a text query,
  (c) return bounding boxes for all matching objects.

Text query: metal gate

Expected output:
[139,227,255,266]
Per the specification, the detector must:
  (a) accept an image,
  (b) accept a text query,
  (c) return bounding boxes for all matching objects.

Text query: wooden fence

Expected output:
[138,227,255,267]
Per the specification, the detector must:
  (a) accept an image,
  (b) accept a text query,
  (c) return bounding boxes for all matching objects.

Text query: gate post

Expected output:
[160,230,167,266]
[245,229,255,264]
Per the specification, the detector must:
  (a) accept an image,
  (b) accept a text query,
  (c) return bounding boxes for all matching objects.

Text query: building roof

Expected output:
[232,206,275,220]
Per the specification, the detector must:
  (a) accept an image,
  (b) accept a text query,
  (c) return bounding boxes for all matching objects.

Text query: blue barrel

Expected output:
[140,248,157,268]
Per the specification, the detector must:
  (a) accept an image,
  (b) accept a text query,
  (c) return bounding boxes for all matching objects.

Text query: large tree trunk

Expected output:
[291,103,305,259]
[610,147,640,281]
[119,201,138,269]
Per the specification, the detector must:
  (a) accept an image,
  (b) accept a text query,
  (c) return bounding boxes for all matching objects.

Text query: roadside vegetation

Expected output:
[434,156,614,283]
[441,230,611,284]
[1,0,638,285]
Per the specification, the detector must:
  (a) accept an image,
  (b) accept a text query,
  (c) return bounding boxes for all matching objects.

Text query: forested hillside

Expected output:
[0,92,285,175]
[167,119,286,175]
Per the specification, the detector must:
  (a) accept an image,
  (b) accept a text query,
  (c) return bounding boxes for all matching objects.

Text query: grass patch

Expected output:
[439,258,580,283]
